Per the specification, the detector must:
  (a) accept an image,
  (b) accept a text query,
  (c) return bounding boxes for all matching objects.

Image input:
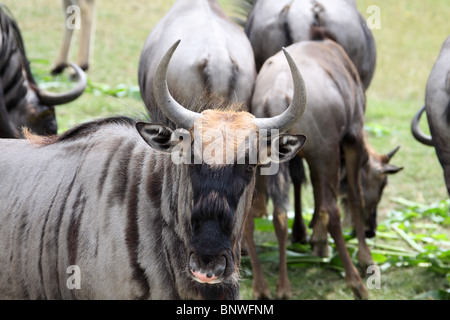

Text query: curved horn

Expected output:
[411,105,433,146]
[38,63,87,106]
[253,47,307,132]
[153,40,201,129]
[384,145,400,163]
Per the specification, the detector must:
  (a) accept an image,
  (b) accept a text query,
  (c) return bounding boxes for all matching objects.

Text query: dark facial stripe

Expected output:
[125,150,150,299]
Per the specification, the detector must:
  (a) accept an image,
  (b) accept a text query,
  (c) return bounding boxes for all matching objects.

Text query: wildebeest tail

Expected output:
[309,25,338,43]
[309,1,338,43]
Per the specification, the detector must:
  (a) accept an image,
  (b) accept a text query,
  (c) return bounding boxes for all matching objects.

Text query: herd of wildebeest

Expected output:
[0,0,448,300]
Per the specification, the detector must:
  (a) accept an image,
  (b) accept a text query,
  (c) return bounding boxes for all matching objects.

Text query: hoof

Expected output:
[254,289,272,300]
[253,279,272,300]
[51,63,68,75]
[311,240,329,257]
[350,282,369,300]
[79,63,89,72]
[291,233,308,245]
[276,277,291,300]
[275,287,291,300]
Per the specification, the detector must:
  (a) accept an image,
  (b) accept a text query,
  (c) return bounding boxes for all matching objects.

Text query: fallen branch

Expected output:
[391,224,425,253]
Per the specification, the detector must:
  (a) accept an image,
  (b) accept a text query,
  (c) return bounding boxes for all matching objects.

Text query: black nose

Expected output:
[189,253,226,284]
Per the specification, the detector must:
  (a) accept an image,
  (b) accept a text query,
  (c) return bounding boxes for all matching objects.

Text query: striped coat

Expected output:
[0,39,307,300]
[0,117,249,299]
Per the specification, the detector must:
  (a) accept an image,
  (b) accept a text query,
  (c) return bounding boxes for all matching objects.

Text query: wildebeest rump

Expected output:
[242,0,376,89]
[411,36,450,196]
[138,0,256,126]
[0,41,307,299]
[246,39,402,300]
[0,4,87,137]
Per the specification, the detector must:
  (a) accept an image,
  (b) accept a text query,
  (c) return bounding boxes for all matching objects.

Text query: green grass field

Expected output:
[2,0,449,300]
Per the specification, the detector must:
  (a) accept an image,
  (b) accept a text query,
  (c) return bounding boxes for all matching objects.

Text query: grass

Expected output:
[2,0,449,300]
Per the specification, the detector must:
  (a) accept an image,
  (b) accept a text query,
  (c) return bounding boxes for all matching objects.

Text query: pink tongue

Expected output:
[192,270,218,283]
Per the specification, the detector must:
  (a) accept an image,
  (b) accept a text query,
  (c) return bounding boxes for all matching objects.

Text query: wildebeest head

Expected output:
[0,5,87,137]
[358,146,403,238]
[136,40,307,296]
[13,63,87,137]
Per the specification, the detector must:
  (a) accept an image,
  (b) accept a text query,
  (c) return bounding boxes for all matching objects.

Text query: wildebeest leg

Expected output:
[342,141,373,270]
[444,165,450,196]
[243,214,272,299]
[309,158,368,299]
[308,161,330,258]
[52,0,75,75]
[327,199,368,300]
[290,156,308,244]
[272,205,291,299]
[251,172,269,218]
[77,0,96,71]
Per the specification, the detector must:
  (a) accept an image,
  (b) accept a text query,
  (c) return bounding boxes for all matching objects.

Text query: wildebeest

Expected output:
[411,36,450,196]
[138,0,256,125]
[245,39,402,300]
[52,0,96,74]
[0,80,18,138]
[0,41,307,299]
[242,0,376,89]
[0,4,87,137]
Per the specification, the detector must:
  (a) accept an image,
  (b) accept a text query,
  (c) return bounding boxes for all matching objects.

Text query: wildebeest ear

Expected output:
[260,134,307,164]
[276,134,307,162]
[381,164,403,175]
[136,122,188,153]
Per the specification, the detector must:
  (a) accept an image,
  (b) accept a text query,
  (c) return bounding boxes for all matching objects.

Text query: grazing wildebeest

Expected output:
[0,4,87,137]
[411,36,450,196]
[52,0,96,74]
[138,0,256,125]
[245,39,402,300]
[242,0,376,89]
[0,41,307,300]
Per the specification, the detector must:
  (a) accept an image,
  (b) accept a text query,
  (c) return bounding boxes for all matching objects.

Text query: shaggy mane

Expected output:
[24,116,137,146]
